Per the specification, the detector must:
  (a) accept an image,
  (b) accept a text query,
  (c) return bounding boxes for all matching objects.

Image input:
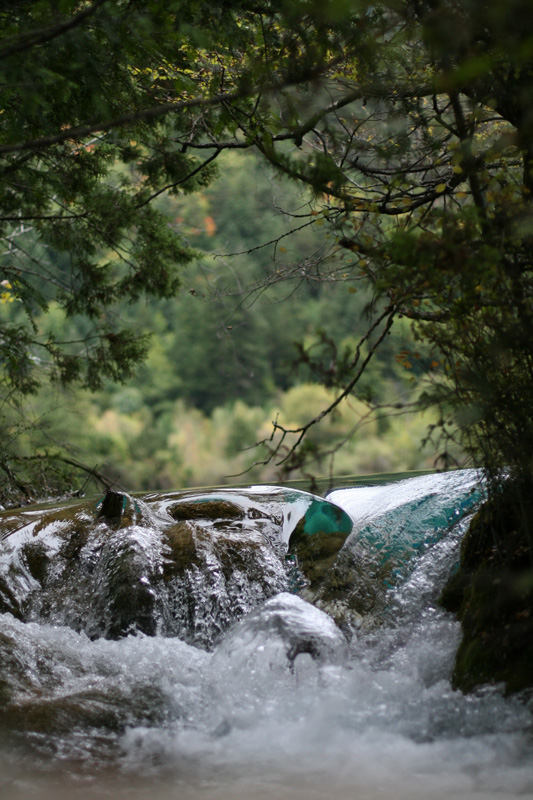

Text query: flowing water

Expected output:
[1,470,532,800]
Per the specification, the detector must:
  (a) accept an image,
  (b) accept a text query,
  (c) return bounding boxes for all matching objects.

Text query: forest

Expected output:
[0,147,442,500]
[1,0,532,509]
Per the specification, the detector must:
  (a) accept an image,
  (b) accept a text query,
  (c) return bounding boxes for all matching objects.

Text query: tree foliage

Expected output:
[179,0,533,486]
[0,0,346,393]
[2,0,533,499]
[0,0,360,496]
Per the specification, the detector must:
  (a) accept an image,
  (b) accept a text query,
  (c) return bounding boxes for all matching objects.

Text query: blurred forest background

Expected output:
[0,148,447,497]
[6,0,533,504]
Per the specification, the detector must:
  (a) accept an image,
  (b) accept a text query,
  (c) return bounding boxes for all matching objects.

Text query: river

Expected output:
[1,470,532,800]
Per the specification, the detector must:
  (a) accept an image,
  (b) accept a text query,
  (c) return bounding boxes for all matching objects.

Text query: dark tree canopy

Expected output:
[208,0,533,486]
[2,0,533,499]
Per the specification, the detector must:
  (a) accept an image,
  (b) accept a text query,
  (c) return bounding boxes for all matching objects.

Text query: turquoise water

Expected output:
[327,469,484,581]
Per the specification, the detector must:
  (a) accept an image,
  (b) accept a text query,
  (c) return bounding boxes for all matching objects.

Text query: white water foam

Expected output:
[1,471,532,800]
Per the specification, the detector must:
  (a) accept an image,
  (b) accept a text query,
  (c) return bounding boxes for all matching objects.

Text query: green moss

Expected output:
[162,521,199,579]
[439,569,469,614]
[21,541,50,584]
[168,499,245,521]
[441,481,533,694]
[289,527,350,589]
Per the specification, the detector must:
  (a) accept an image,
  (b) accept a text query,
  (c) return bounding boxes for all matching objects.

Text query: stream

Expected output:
[1,469,532,800]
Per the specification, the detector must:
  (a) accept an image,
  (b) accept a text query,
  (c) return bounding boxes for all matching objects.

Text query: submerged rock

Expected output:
[213,592,348,670]
[0,612,209,739]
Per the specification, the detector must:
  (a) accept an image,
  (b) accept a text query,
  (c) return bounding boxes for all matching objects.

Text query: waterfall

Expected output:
[1,470,532,800]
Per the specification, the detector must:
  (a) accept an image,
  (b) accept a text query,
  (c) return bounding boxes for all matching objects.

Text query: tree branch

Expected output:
[244,302,399,472]
[136,148,222,208]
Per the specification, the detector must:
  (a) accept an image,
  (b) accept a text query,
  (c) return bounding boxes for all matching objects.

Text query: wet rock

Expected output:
[212,592,348,671]
[97,490,128,521]
[0,614,207,739]
[157,519,290,648]
[440,481,533,694]
[0,487,353,648]
[168,498,245,521]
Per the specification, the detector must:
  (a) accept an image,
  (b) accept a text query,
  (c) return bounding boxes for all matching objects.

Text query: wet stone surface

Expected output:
[0,487,354,649]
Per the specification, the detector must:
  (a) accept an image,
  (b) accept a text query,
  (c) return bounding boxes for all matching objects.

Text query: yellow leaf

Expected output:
[435,183,447,193]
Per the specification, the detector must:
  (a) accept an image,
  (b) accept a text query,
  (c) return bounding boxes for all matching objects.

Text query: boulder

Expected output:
[440,481,533,694]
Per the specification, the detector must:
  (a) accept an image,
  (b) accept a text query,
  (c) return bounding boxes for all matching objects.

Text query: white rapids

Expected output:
[1,470,532,800]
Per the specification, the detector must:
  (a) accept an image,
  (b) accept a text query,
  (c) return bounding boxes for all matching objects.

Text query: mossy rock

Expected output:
[168,499,245,521]
[453,573,533,694]
[0,486,351,646]
[162,521,199,578]
[294,542,390,636]
[441,481,533,694]
[289,523,350,589]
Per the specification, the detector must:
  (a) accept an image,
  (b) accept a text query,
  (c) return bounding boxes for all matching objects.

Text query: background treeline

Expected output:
[0,150,452,499]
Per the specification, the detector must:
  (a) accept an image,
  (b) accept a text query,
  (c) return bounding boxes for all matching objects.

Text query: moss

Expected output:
[163,520,269,585]
[162,521,199,579]
[211,535,264,583]
[441,480,533,694]
[21,541,50,584]
[439,569,469,614]
[168,499,244,521]
[289,526,351,590]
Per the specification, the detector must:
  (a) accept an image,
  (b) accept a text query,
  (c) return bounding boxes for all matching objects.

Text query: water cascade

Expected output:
[1,470,532,800]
